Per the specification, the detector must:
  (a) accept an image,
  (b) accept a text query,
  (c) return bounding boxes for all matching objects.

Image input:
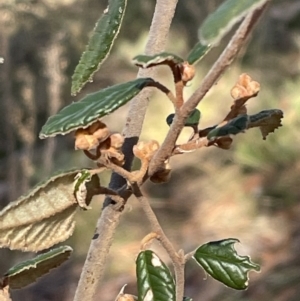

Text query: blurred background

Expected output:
[1,0,300,300]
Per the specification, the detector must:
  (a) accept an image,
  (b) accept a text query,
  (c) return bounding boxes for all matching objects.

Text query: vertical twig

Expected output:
[42,33,66,175]
[0,32,18,203]
[73,1,179,300]
[132,184,185,301]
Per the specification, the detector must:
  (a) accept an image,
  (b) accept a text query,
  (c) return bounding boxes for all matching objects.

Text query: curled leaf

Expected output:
[248,109,283,139]
[132,52,184,69]
[0,170,100,252]
[193,238,260,290]
[4,245,72,289]
[71,0,127,95]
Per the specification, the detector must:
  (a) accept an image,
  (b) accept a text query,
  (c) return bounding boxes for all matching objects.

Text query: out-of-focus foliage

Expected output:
[1,0,300,300]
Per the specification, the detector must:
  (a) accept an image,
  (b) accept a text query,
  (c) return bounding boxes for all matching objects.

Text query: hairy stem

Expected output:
[73,1,178,300]
[148,5,268,176]
[132,184,185,301]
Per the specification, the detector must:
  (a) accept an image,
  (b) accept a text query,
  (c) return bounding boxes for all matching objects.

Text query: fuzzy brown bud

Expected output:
[109,133,125,150]
[231,73,260,99]
[150,162,171,184]
[74,129,99,150]
[74,120,110,150]
[181,61,196,82]
[133,140,160,161]
[90,121,110,143]
[215,137,233,149]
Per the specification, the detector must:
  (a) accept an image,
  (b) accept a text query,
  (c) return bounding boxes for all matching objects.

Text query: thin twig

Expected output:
[73,1,179,300]
[132,183,185,301]
[146,80,177,105]
[148,6,268,176]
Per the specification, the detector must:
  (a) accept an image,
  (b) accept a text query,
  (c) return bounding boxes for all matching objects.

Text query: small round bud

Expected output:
[75,129,98,150]
[109,133,125,150]
[74,120,110,150]
[150,162,171,184]
[89,121,110,142]
[133,140,160,161]
[181,61,196,82]
[215,137,233,149]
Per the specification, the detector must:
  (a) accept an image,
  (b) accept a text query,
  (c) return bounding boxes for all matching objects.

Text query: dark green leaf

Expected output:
[166,109,201,127]
[136,250,175,301]
[0,169,100,251]
[71,0,127,95]
[199,0,268,45]
[133,52,184,69]
[193,238,260,290]
[4,246,72,289]
[187,42,211,65]
[207,114,249,140]
[183,297,193,301]
[248,109,283,140]
[40,78,155,138]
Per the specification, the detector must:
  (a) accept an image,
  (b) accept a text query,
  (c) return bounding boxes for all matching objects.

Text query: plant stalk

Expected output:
[148,4,269,176]
[73,1,178,300]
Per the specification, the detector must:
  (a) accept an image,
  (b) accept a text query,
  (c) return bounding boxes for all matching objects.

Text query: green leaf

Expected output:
[199,0,268,45]
[248,109,283,140]
[166,109,201,127]
[193,238,260,290]
[183,297,193,301]
[136,250,175,301]
[71,0,127,95]
[40,78,154,138]
[187,42,211,65]
[132,52,184,69]
[0,169,100,252]
[207,114,249,140]
[4,245,72,289]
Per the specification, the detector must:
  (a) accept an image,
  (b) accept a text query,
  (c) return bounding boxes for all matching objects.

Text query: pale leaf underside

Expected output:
[5,245,72,289]
[0,170,98,252]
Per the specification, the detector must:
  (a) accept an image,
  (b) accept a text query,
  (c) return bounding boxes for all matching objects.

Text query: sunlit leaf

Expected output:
[136,250,175,301]
[199,0,268,45]
[71,0,127,95]
[248,109,283,140]
[193,238,260,290]
[40,78,155,138]
[166,109,201,127]
[0,169,100,252]
[187,42,211,65]
[4,245,72,289]
[133,52,184,69]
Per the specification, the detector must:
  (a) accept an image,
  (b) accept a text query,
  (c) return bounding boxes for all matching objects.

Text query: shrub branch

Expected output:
[73,1,179,301]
